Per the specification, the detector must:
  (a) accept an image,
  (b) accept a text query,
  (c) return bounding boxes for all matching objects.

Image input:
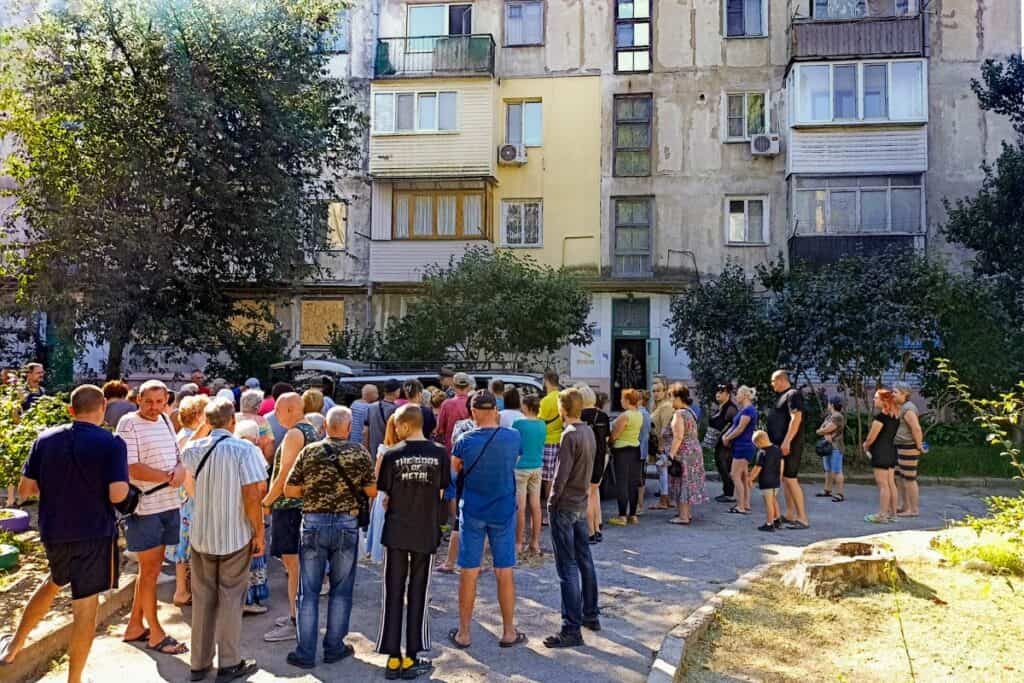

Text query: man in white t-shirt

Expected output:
[117,380,188,656]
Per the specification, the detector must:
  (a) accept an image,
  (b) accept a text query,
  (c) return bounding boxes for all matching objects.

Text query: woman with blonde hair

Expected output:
[863,389,901,524]
[302,389,326,437]
[168,394,210,606]
[366,408,403,563]
[607,389,644,527]
[721,386,757,515]
[578,385,611,543]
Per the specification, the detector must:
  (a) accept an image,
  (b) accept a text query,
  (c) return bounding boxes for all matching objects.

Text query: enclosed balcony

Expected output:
[789,1,923,63]
[374,35,495,78]
[789,233,920,266]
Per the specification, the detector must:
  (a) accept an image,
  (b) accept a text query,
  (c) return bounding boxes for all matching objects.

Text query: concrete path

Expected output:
[35,483,988,683]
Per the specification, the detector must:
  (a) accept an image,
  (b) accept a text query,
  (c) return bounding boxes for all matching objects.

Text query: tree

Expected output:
[0,0,364,379]
[326,325,385,363]
[668,262,781,403]
[382,247,594,367]
[204,320,294,388]
[0,385,70,493]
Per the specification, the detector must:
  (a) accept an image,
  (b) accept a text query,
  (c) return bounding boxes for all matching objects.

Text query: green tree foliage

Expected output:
[326,326,385,363]
[0,0,364,379]
[204,320,294,388]
[0,385,70,489]
[382,247,595,367]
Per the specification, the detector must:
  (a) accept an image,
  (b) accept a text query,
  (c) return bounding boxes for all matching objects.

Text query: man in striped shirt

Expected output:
[117,380,188,656]
[182,398,266,682]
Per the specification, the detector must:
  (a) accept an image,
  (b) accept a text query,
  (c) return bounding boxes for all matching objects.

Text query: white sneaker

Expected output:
[274,615,293,628]
[243,603,268,615]
[264,622,296,642]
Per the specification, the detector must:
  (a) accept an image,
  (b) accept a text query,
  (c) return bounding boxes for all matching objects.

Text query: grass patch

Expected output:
[684,559,1024,682]
[932,536,1024,576]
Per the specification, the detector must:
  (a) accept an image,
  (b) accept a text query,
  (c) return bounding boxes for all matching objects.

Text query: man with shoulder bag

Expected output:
[181,398,266,682]
[283,407,376,669]
[1,385,129,683]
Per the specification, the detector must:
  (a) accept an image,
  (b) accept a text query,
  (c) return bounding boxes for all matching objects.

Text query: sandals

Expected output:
[814,491,833,498]
[123,628,151,643]
[0,634,15,664]
[499,631,528,648]
[447,628,471,650]
[668,517,690,525]
[727,506,750,515]
[147,635,188,655]
[831,494,845,502]
[864,513,888,524]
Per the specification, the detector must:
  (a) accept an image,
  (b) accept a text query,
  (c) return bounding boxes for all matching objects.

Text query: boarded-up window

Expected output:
[327,202,347,249]
[230,300,276,333]
[301,300,345,346]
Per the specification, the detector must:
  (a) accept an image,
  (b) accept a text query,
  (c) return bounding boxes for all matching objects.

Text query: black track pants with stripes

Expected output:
[376,546,433,658]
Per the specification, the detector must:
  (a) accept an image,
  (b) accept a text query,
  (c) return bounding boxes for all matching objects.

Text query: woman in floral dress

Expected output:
[664,385,707,525]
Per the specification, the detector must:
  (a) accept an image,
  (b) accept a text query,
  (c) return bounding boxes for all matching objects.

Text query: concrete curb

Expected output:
[0,571,137,683]
[647,563,773,683]
[702,471,1022,491]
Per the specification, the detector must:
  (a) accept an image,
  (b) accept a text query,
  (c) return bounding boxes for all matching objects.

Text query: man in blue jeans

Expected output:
[544,387,599,648]
[283,407,376,668]
[448,391,526,649]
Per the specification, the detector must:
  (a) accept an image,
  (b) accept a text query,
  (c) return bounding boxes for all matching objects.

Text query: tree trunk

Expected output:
[105,322,134,380]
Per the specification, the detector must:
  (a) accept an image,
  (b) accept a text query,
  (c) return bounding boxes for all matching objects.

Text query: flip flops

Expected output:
[447,628,471,650]
[499,631,527,648]
[123,628,150,644]
[727,507,750,515]
[831,494,845,502]
[0,634,15,665]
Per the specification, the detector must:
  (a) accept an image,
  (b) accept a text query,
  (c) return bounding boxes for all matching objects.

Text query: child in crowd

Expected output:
[750,430,782,532]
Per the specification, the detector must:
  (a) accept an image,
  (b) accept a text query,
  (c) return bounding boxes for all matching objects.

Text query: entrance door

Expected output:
[611,298,650,411]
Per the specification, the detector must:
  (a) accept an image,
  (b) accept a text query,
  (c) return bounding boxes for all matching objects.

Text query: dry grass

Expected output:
[684,556,1024,683]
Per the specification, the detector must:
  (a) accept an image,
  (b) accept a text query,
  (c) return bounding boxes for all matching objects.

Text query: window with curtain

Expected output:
[724,92,767,140]
[725,0,765,37]
[614,94,653,176]
[392,191,488,239]
[793,175,923,234]
[505,1,544,45]
[793,61,926,124]
[614,0,651,73]
[502,200,542,246]
[726,197,767,244]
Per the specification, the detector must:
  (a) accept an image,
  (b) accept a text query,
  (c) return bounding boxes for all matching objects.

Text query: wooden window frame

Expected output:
[392,189,491,240]
[501,199,544,247]
[612,196,654,277]
[614,0,652,74]
[723,91,770,142]
[613,94,653,178]
[725,195,769,246]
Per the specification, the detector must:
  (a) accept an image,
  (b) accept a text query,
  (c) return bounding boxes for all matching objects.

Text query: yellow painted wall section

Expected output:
[494,76,601,271]
[369,78,496,178]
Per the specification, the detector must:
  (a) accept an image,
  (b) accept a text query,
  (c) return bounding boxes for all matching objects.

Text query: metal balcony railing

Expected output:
[788,232,919,266]
[374,34,496,78]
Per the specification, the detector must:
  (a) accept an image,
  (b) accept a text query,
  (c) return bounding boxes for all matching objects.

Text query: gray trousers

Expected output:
[190,544,251,671]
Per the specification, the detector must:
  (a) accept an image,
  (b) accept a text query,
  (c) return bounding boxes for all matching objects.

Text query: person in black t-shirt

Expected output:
[767,370,809,529]
[750,431,782,532]
[375,404,450,680]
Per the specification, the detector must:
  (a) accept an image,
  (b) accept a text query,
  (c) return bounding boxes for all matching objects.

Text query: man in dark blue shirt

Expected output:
[448,392,525,650]
[1,385,129,683]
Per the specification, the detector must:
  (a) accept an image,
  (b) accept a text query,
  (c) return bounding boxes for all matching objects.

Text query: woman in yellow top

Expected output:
[607,389,644,527]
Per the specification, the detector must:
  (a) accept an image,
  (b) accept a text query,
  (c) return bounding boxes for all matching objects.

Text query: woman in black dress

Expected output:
[863,388,900,524]
[580,385,611,543]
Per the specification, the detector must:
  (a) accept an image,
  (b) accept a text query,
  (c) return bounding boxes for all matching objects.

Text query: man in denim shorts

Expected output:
[448,392,526,650]
[117,380,188,656]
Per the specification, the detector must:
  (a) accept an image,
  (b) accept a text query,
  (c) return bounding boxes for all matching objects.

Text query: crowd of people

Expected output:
[0,363,929,682]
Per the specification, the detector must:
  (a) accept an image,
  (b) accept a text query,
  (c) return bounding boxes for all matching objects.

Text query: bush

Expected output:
[0,385,71,489]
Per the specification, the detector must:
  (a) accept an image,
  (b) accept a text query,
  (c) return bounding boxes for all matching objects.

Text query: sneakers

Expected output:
[285,652,314,670]
[582,619,602,632]
[757,523,776,532]
[772,518,782,529]
[627,515,640,525]
[401,657,434,680]
[274,615,293,628]
[385,657,403,680]
[242,603,268,616]
[606,516,627,527]
[543,631,585,648]
[263,621,296,642]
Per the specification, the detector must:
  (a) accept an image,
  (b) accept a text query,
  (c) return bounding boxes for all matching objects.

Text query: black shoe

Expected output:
[595,531,603,542]
[588,534,598,545]
[385,657,403,680]
[543,631,584,648]
[402,657,434,679]
[757,524,776,532]
[323,643,355,664]
[285,651,315,670]
[190,667,211,682]
[773,518,782,529]
[714,495,736,503]
[216,659,258,682]
[582,619,602,632]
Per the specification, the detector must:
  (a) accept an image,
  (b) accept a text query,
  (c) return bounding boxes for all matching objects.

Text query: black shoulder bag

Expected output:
[118,434,227,516]
[455,428,500,504]
[328,446,371,530]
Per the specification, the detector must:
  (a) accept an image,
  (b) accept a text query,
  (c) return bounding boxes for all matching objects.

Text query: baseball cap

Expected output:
[244,377,261,389]
[440,366,455,378]
[453,372,474,389]
[384,379,402,394]
[470,391,497,410]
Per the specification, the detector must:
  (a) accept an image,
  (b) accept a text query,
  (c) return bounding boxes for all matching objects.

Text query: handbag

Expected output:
[118,435,228,516]
[701,426,722,450]
[815,437,834,457]
[329,447,371,530]
[667,459,683,478]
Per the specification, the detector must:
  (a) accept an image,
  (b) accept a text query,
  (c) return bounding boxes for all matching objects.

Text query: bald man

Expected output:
[261,393,319,642]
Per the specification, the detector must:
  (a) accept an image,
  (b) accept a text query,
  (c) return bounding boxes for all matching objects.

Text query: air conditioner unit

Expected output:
[750,133,781,157]
[498,143,527,165]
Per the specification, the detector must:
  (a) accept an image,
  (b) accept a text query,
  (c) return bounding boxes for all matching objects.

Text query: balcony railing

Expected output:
[375,35,495,78]
[788,233,919,266]
[789,13,923,62]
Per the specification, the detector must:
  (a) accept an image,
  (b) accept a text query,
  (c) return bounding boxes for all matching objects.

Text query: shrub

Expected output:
[0,384,71,489]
